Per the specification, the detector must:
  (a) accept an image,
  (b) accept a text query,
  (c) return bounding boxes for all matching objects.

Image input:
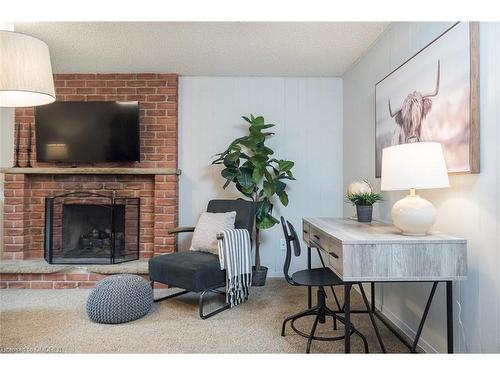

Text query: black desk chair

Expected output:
[148,199,254,319]
[280,217,385,353]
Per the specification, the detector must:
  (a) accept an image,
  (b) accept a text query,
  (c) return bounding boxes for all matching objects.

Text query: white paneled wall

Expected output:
[179,77,343,276]
[343,22,500,353]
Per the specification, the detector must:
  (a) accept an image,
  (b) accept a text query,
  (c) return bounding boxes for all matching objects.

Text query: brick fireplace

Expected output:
[1,73,179,288]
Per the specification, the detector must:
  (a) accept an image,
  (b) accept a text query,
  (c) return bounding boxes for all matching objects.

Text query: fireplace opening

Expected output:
[44,192,139,264]
[62,203,125,260]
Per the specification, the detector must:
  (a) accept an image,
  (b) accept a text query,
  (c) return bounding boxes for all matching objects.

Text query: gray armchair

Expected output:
[148,199,255,319]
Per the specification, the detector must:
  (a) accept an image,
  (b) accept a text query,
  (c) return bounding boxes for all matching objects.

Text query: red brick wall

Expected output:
[2,73,179,261]
[0,272,168,290]
[15,73,178,169]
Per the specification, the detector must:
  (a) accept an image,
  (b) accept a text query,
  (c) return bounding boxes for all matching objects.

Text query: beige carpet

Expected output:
[0,279,407,353]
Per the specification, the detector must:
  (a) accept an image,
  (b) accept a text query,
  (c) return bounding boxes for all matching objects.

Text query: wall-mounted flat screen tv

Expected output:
[35,101,140,163]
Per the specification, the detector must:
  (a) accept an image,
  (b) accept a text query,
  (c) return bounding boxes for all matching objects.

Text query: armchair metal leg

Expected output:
[151,280,190,302]
[198,289,231,320]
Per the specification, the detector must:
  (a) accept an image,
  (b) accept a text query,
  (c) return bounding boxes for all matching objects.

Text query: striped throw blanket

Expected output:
[217,229,252,307]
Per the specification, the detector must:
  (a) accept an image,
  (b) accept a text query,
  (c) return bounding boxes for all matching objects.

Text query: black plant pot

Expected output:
[356,205,373,223]
[252,266,268,287]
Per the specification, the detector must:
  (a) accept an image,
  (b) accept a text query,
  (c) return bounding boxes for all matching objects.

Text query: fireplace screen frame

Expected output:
[44,191,140,264]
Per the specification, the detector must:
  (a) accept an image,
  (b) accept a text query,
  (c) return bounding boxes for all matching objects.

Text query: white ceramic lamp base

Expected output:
[391,190,436,236]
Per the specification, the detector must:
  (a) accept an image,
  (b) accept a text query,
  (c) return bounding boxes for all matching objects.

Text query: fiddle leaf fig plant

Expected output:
[212,114,295,270]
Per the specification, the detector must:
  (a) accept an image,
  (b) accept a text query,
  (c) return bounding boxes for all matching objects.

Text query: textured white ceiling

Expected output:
[14,22,388,76]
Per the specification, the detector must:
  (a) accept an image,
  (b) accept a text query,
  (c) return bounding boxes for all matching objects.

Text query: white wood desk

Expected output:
[302,218,467,353]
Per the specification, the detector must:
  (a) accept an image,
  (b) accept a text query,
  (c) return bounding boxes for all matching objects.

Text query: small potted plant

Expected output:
[346,180,383,223]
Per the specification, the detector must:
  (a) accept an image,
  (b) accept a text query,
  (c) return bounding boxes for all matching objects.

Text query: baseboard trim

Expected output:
[373,305,438,353]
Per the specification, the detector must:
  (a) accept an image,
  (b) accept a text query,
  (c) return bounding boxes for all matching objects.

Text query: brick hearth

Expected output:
[1,73,179,288]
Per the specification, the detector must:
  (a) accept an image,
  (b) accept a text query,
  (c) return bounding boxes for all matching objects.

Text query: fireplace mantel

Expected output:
[0,167,181,175]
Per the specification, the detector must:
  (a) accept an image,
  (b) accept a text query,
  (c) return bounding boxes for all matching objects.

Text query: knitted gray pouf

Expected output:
[86,274,153,324]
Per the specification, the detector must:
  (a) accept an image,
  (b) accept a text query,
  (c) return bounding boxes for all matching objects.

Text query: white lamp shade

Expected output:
[0,31,55,107]
[381,142,450,191]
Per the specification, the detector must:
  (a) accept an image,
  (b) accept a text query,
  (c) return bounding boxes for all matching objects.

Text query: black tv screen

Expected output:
[35,101,140,163]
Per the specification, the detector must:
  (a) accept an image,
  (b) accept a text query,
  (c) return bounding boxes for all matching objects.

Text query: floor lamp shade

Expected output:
[0,31,56,107]
[381,142,450,235]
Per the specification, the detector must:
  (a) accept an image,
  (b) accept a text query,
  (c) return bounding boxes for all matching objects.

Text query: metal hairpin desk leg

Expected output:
[307,246,312,309]
[344,283,352,353]
[446,281,454,353]
[371,281,454,353]
[371,282,375,313]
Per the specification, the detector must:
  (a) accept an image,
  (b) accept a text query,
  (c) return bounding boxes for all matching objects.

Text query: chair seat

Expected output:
[292,267,343,287]
[148,251,225,292]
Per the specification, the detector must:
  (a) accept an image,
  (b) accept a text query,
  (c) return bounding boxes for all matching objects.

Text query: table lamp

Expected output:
[381,142,449,235]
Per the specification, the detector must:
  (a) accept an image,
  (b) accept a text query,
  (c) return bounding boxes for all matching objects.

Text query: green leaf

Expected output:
[346,192,383,206]
[250,154,268,168]
[256,213,279,229]
[228,143,242,151]
[252,167,264,184]
[236,182,254,198]
[242,116,252,123]
[263,180,276,198]
[278,160,294,172]
[221,168,237,180]
[227,151,241,163]
[240,138,259,149]
[248,131,265,144]
[255,199,272,221]
[256,216,275,229]
[241,185,255,195]
[275,180,286,194]
[278,191,289,206]
[254,116,265,125]
[223,158,238,168]
[236,168,254,189]
[250,123,275,130]
[261,146,274,155]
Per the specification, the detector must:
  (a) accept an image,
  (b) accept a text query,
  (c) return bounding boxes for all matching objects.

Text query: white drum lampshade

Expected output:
[381,142,449,235]
[0,31,56,107]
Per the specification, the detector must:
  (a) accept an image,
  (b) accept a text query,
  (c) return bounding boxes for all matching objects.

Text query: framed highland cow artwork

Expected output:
[375,22,479,177]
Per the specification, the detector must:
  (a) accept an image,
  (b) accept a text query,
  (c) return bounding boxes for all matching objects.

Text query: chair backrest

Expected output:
[207,199,255,237]
[280,216,301,285]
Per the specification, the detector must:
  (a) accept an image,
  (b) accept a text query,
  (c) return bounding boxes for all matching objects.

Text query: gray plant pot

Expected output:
[252,266,268,287]
[356,205,373,223]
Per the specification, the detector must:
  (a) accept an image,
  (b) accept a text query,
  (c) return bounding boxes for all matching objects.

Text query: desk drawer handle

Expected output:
[303,230,308,234]
[313,234,320,240]
[310,239,322,250]
[329,251,339,259]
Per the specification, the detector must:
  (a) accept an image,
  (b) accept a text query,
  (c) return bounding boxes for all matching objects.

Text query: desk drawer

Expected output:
[309,226,326,249]
[327,241,343,277]
[302,221,310,243]
[308,225,343,276]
